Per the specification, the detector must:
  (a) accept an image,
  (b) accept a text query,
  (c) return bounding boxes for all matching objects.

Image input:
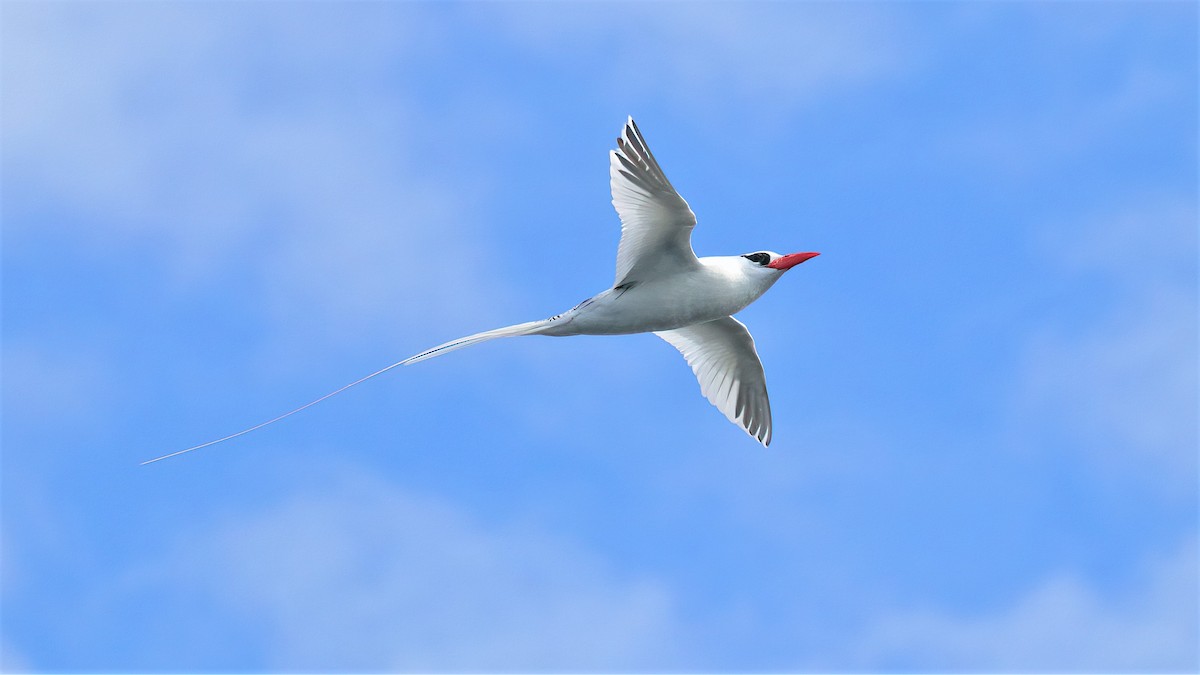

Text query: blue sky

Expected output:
[2,2,1197,672]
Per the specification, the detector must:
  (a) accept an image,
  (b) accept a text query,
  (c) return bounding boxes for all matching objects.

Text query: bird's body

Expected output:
[545,256,784,336]
[425,256,778,344]
[142,116,817,464]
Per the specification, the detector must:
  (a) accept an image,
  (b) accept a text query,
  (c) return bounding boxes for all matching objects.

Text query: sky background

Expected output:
[2,2,1197,672]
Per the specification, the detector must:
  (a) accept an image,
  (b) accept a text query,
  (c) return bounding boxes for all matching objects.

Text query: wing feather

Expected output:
[610,117,699,286]
[655,317,774,446]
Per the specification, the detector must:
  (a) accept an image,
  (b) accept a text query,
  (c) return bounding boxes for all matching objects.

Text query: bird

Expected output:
[142,117,818,465]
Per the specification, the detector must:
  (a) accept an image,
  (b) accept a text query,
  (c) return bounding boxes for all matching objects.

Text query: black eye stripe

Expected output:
[742,252,770,265]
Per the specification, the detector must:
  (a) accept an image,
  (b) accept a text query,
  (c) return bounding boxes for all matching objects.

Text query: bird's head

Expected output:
[741,250,820,272]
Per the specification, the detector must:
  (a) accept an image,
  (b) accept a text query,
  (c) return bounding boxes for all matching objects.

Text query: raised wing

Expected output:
[610,117,700,287]
[655,317,773,446]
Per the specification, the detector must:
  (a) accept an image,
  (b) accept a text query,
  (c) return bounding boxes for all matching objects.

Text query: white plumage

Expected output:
[402,117,818,445]
[656,316,772,445]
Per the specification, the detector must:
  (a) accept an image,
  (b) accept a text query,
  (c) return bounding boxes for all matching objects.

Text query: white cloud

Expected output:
[1022,290,1197,476]
[0,341,113,428]
[2,3,511,344]
[483,3,910,120]
[0,639,33,674]
[1018,197,1198,486]
[129,466,683,671]
[1056,197,1197,290]
[939,32,1189,178]
[849,538,1199,672]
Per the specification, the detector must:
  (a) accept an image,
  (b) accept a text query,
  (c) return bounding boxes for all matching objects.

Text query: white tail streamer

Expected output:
[140,359,408,465]
[141,319,551,465]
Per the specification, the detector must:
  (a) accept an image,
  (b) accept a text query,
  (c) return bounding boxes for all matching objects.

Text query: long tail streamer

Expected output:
[140,359,409,465]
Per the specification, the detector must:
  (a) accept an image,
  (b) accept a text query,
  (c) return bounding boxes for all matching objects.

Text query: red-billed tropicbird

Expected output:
[143,117,818,464]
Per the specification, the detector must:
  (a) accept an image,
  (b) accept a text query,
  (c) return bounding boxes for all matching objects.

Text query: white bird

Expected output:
[143,117,817,464]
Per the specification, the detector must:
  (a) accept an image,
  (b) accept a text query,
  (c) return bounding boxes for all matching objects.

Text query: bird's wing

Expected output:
[610,116,700,287]
[655,316,773,445]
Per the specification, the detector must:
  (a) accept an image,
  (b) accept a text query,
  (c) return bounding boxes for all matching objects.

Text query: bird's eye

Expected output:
[742,252,771,265]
